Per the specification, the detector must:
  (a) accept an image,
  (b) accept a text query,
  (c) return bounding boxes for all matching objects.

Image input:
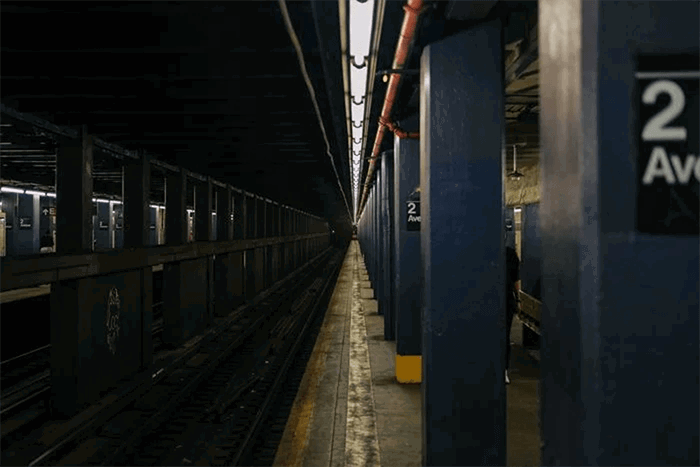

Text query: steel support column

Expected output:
[51,127,95,416]
[194,176,214,328]
[55,127,93,254]
[123,152,150,248]
[394,115,421,382]
[215,186,237,317]
[539,1,699,464]
[381,150,395,339]
[245,194,256,300]
[194,178,213,242]
[123,151,153,371]
[420,20,504,466]
[165,170,187,246]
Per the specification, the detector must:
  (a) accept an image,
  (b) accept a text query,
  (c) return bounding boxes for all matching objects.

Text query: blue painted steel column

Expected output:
[420,20,504,466]
[368,187,375,285]
[370,185,374,284]
[381,150,395,339]
[539,1,699,465]
[375,180,380,304]
[394,115,421,378]
[376,167,384,314]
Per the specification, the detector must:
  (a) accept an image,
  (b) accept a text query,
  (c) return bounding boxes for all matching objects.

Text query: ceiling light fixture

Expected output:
[345,0,377,218]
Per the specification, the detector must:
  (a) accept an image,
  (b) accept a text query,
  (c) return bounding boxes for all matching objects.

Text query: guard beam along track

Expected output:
[2,246,341,467]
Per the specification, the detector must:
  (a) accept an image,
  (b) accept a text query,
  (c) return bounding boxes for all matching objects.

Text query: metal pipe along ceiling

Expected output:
[357,0,424,220]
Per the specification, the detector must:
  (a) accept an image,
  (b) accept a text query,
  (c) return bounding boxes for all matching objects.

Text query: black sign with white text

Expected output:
[406,201,420,231]
[636,55,699,235]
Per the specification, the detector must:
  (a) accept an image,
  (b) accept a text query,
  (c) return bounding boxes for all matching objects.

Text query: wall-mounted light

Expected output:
[25,190,46,197]
[507,143,526,179]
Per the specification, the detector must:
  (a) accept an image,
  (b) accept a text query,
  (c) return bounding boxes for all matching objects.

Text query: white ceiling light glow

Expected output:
[350,66,368,102]
[345,0,376,219]
[349,0,374,66]
[351,125,363,143]
[350,103,364,126]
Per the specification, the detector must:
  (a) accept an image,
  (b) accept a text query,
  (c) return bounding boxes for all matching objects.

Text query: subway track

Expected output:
[1,246,344,466]
[0,303,165,452]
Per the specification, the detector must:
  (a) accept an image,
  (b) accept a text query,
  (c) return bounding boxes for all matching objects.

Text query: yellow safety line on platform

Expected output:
[273,250,353,467]
[345,243,381,467]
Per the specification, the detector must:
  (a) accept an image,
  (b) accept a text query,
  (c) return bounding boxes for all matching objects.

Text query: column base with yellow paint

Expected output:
[395,355,421,383]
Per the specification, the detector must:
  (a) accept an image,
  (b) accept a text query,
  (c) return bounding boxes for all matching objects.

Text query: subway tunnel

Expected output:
[0,1,698,466]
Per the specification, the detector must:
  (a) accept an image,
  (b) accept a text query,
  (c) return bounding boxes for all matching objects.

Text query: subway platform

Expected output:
[274,241,540,467]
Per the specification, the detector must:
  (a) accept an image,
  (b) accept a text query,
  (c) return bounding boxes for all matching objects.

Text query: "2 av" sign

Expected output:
[637,56,699,235]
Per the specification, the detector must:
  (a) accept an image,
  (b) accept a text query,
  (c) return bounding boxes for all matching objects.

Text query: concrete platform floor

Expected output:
[274,241,540,466]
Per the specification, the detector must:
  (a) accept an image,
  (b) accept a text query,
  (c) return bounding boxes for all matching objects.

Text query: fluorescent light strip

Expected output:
[350,66,368,101]
[352,125,363,142]
[349,0,375,62]
[1,186,25,194]
[25,190,46,196]
[351,103,364,125]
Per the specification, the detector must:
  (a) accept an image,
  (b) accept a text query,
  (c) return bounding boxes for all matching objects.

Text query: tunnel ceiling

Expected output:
[1,1,539,228]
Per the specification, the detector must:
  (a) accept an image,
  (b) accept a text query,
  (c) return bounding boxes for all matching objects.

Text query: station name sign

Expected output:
[406,201,420,231]
[636,55,699,235]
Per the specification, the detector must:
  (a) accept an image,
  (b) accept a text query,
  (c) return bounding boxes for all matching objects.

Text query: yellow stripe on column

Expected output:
[395,355,422,383]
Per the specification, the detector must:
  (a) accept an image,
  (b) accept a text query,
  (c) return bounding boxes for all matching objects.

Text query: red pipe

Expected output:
[357,0,423,219]
[380,116,420,139]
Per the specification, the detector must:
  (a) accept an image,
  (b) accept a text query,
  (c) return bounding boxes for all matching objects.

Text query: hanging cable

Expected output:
[278,0,353,221]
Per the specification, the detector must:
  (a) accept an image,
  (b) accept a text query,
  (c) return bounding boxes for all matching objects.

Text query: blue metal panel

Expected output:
[370,186,377,285]
[394,121,421,356]
[504,206,515,250]
[420,20,504,466]
[2,193,17,256]
[39,195,54,248]
[377,167,385,314]
[114,203,124,249]
[95,202,110,250]
[370,186,375,284]
[149,207,157,246]
[381,150,394,339]
[16,193,35,255]
[520,203,541,300]
[539,1,699,464]
[32,194,40,253]
[375,179,381,310]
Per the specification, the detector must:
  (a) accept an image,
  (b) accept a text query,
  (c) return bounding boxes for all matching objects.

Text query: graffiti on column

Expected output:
[106,287,121,355]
